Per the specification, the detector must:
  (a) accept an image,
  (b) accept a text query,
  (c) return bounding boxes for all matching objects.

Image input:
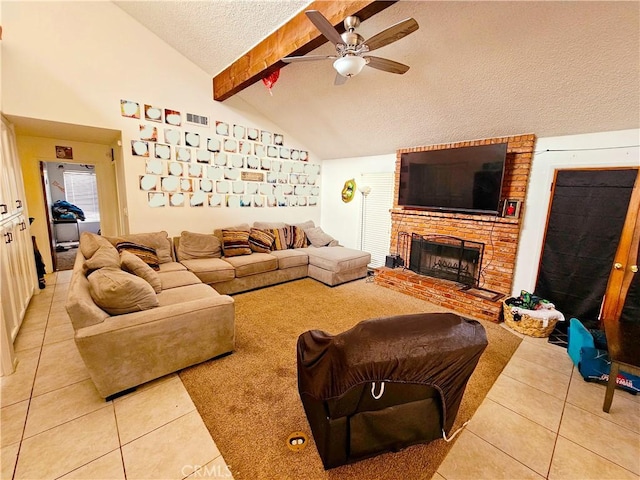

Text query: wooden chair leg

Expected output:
[603,361,620,413]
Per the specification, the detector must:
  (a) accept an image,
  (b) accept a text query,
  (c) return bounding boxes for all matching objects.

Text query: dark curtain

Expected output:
[535,169,637,326]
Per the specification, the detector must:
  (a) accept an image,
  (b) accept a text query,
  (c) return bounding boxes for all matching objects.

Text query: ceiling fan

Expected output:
[282,10,419,85]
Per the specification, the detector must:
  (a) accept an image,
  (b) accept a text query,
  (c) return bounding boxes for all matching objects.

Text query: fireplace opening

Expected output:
[405,233,484,287]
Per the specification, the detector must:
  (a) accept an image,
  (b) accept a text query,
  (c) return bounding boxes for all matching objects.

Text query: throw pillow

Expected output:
[88,267,158,315]
[104,231,173,264]
[305,227,336,248]
[84,244,120,271]
[222,229,252,257]
[248,228,275,253]
[120,251,162,294]
[116,241,160,270]
[290,225,308,249]
[178,231,222,261]
[269,227,290,251]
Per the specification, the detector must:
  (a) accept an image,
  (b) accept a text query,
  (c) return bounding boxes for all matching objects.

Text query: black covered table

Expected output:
[296,312,488,469]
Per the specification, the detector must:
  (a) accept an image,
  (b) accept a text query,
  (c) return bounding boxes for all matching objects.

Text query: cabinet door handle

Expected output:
[4,232,12,244]
[631,265,639,273]
[15,199,22,208]
[0,204,7,214]
[20,221,26,231]
[614,263,623,270]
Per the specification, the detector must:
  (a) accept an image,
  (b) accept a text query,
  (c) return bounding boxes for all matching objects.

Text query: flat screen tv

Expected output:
[398,143,508,215]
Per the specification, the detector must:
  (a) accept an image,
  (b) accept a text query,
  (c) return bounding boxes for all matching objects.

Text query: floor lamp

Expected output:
[359,185,372,251]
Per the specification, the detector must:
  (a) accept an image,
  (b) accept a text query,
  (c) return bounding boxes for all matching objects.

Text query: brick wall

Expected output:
[375,134,536,322]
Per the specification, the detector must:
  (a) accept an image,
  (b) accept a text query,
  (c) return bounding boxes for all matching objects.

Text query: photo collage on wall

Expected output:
[120,99,320,208]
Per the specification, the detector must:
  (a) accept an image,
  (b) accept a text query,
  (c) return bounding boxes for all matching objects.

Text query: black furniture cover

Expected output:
[297,312,488,468]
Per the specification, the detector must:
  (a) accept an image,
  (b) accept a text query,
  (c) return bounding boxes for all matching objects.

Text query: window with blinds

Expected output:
[63,171,100,222]
[360,172,395,268]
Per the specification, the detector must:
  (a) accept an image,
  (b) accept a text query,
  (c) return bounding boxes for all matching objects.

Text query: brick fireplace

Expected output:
[375,134,535,322]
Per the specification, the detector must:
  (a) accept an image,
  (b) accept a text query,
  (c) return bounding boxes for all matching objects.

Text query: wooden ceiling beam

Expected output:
[213,1,397,101]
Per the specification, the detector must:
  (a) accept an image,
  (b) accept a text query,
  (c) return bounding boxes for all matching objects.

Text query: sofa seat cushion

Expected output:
[180,258,235,284]
[156,283,222,307]
[223,253,277,278]
[306,247,370,273]
[80,232,113,259]
[158,262,187,273]
[158,270,202,290]
[270,249,309,269]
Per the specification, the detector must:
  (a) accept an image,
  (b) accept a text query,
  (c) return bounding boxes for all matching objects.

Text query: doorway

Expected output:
[535,168,638,330]
[43,161,101,271]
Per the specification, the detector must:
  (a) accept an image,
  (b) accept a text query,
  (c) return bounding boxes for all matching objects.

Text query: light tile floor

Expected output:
[1,271,232,480]
[437,328,640,480]
[2,272,639,479]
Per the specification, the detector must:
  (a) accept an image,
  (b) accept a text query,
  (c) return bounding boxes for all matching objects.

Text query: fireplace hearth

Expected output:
[399,232,484,287]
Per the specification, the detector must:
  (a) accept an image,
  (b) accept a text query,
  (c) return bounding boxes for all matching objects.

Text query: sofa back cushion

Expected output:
[293,220,316,232]
[253,221,286,230]
[248,228,275,253]
[84,244,120,271]
[305,227,337,247]
[66,265,110,330]
[104,231,173,263]
[222,229,252,257]
[120,251,162,293]
[87,267,159,315]
[79,232,113,259]
[177,231,222,260]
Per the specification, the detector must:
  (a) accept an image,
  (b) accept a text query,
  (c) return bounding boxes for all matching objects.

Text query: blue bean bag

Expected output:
[567,318,640,395]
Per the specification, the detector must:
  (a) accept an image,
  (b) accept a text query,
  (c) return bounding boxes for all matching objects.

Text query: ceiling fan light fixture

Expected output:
[333,55,366,77]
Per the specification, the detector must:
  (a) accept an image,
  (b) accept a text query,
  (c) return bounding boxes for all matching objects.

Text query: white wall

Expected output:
[321,154,396,249]
[321,131,640,295]
[512,128,640,295]
[1,1,320,237]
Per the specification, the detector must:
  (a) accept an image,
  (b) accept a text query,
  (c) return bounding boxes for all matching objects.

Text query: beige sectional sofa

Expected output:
[174,221,371,294]
[66,222,369,399]
[66,231,235,399]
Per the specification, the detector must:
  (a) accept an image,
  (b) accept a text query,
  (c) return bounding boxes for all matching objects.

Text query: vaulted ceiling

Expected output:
[115,1,639,160]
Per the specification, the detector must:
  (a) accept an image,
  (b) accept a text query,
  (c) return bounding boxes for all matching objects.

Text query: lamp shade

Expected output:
[333,56,366,77]
[359,185,372,196]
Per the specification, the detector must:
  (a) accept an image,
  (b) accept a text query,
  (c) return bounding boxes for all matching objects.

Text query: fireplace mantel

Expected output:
[375,134,536,322]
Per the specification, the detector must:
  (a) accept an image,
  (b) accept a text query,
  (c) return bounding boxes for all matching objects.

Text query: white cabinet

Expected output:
[1,116,37,376]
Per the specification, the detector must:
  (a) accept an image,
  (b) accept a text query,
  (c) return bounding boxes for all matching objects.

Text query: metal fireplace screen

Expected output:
[400,233,484,287]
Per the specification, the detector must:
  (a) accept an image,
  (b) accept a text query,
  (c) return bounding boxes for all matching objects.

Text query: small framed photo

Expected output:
[503,199,521,218]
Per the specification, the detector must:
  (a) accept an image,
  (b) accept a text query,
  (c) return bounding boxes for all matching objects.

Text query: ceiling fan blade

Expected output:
[364,18,419,52]
[306,10,345,46]
[334,73,348,86]
[282,55,335,63]
[365,56,410,74]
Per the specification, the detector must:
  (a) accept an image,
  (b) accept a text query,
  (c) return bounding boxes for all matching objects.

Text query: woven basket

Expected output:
[503,300,559,338]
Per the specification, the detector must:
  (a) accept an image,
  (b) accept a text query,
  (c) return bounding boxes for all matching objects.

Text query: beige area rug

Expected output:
[180,278,521,480]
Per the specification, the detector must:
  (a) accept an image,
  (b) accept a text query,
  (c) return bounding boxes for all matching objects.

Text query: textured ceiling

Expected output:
[116,1,639,160]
